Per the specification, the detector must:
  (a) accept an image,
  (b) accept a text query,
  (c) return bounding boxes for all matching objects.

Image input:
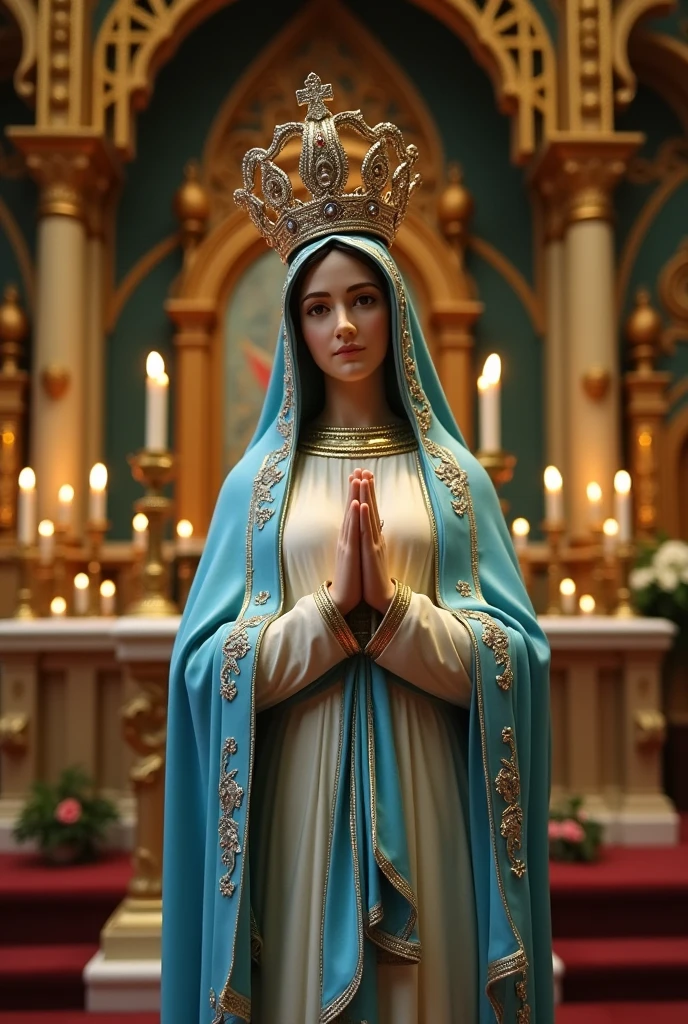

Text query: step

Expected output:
[555,937,688,1003]
[550,845,688,939]
[557,1003,688,1024]
[0,853,130,946]
[0,1015,158,1023]
[0,944,97,1010]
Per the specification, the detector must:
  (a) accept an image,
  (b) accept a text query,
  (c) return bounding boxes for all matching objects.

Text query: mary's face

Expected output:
[297,248,390,383]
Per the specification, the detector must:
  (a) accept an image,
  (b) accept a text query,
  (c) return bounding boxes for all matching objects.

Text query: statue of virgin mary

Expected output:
[161,73,553,1024]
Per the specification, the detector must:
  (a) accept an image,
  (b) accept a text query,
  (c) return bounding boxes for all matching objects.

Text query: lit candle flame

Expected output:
[100,580,116,598]
[132,513,148,533]
[544,465,562,492]
[146,351,165,380]
[512,517,530,538]
[586,482,602,504]
[176,519,194,540]
[38,519,55,538]
[603,518,619,538]
[559,578,576,597]
[614,470,631,495]
[482,353,501,386]
[18,467,35,490]
[579,594,596,614]
[89,463,108,491]
[74,572,89,590]
[58,484,74,504]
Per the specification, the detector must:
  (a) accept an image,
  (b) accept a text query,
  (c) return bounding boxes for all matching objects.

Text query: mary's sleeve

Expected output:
[255,586,359,711]
[365,579,473,707]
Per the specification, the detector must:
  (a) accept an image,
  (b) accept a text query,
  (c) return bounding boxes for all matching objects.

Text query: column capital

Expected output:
[531,133,644,232]
[166,299,217,348]
[6,130,120,221]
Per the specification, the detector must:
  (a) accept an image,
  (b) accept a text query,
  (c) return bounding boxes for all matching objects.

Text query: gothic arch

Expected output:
[628,30,688,137]
[93,0,556,162]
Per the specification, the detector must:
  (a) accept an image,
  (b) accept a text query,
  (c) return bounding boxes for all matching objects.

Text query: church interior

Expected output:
[0,0,687,1020]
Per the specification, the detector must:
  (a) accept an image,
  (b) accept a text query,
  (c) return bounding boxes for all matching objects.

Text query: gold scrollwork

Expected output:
[0,711,29,756]
[495,726,526,879]
[220,614,269,702]
[218,737,243,898]
[466,610,514,691]
[516,972,531,1023]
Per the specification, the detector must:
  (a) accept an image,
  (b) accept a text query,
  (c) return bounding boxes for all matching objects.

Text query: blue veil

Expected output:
[162,234,553,1024]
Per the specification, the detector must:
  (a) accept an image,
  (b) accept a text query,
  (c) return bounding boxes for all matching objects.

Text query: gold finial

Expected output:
[234,72,421,263]
[625,287,662,373]
[174,160,210,249]
[0,285,28,375]
[438,163,474,250]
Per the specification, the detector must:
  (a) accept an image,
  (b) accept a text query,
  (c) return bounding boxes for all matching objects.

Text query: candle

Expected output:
[603,517,619,558]
[478,353,501,453]
[176,519,194,556]
[57,484,74,528]
[511,517,530,554]
[50,596,67,617]
[132,513,148,552]
[38,519,55,565]
[89,463,108,523]
[586,482,602,529]
[544,465,564,524]
[145,351,169,451]
[73,572,90,615]
[614,470,632,543]
[100,580,116,616]
[17,467,36,546]
[579,594,596,615]
[559,577,577,615]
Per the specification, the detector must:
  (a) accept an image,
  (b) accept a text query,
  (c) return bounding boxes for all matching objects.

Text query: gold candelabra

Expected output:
[127,450,178,616]
[543,522,565,615]
[86,520,109,615]
[614,541,637,618]
[14,543,36,619]
[477,450,517,513]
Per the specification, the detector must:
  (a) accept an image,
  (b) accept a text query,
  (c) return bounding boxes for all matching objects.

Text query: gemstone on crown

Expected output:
[233,72,422,263]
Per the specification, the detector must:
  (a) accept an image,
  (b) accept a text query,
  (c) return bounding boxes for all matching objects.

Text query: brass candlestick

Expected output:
[477,450,517,514]
[86,520,109,615]
[127,450,177,616]
[543,522,566,615]
[14,543,36,619]
[614,541,637,618]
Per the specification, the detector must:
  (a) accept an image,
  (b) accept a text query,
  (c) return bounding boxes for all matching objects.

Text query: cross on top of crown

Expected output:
[296,73,334,122]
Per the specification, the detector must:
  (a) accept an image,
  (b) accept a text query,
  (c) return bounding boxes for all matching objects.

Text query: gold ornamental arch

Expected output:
[93,0,556,163]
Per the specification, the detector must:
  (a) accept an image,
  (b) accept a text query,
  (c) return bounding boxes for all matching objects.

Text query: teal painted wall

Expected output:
[616,84,688,432]
[107,0,542,537]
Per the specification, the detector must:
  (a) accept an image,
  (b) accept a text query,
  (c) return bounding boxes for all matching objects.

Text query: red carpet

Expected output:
[556,1004,688,1023]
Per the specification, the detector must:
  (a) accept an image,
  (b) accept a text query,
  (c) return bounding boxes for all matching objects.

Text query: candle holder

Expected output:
[86,520,110,615]
[177,555,196,612]
[614,541,637,618]
[14,543,36,619]
[34,557,55,617]
[476,450,517,514]
[543,522,566,615]
[590,526,608,614]
[127,450,178,616]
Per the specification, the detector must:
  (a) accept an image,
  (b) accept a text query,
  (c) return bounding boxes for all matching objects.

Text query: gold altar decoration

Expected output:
[0,284,29,540]
[85,521,109,616]
[624,289,670,539]
[127,450,177,617]
[101,664,168,959]
[93,0,555,162]
[477,450,517,514]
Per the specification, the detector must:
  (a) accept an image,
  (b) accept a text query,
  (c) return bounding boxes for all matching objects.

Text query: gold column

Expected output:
[623,290,670,540]
[540,193,568,475]
[7,134,118,526]
[533,136,642,536]
[436,165,483,447]
[0,286,30,542]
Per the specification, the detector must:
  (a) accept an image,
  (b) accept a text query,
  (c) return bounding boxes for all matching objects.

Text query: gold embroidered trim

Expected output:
[516,973,531,1024]
[456,580,472,597]
[220,614,269,701]
[254,590,270,605]
[218,738,244,898]
[495,727,526,879]
[298,421,417,458]
[250,330,294,531]
[314,582,361,656]
[364,578,412,660]
[465,610,514,691]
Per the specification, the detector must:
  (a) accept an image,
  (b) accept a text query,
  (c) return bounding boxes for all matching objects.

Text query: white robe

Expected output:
[251,445,478,1024]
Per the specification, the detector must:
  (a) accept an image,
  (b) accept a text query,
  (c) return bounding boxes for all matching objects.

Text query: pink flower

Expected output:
[55,798,82,825]
[548,820,564,841]
[559,819,585,843]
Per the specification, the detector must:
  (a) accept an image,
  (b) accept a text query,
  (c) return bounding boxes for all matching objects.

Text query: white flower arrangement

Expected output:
[630,538,688,626]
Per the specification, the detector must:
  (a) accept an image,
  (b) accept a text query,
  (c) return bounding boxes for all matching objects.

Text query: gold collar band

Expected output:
[298,421,418,458]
